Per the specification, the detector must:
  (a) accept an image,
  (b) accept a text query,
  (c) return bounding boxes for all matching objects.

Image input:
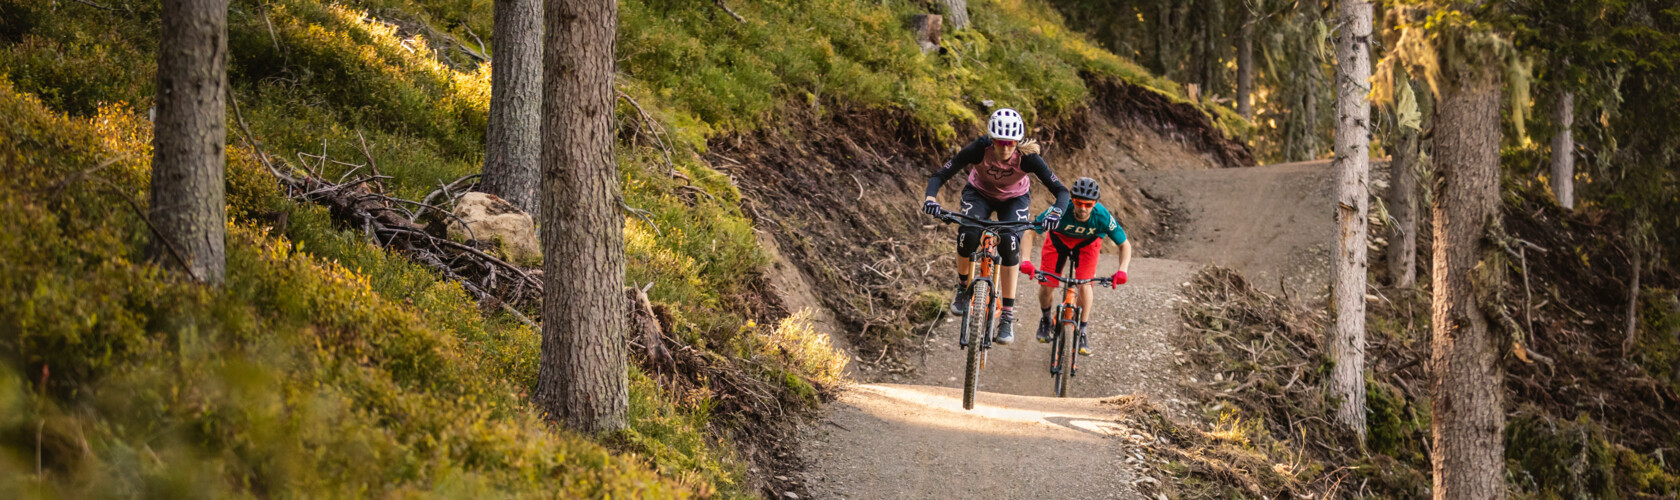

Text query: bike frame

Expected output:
[934,209,1038,410]
[1034,248,1113,397]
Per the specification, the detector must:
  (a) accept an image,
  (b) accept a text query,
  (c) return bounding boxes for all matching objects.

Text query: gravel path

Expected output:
[1132,160,1336,299]
[797,256,1198,499]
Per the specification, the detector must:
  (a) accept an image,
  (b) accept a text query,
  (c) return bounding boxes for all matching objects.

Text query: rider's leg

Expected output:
[1078,283,1094,321]
[951,213,985,314]
[994,226,1025,344]
[1035,236,1059,342]
[999,265,1017,300]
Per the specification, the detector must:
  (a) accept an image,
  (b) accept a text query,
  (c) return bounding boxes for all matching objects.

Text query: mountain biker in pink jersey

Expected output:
[1018,177,1133,355]
[923,108,1072,345]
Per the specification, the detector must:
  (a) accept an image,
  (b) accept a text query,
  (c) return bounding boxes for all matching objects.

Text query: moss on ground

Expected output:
[0,0,1230,495]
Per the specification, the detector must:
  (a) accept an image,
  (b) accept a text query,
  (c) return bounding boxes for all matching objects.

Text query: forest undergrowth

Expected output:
[1134,184,1680,499]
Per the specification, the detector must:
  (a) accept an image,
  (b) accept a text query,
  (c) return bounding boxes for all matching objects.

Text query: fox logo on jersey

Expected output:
[984,164,1013,180]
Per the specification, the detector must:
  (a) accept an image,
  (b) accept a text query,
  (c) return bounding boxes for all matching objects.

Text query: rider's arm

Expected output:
[1117,240,1133,274]
[924,137,991,200]
[1106,218,1131,273]
[1022,155,1071,212]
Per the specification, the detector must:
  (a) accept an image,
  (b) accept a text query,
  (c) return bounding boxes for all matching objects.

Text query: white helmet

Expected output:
[987,108,1025,141]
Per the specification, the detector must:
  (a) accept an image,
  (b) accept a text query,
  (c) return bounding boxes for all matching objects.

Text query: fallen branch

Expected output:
[714,0,747,23]
[619,199,662,236]
[88,178,200,282]
[614,90,677,176]
[70,0,119,12]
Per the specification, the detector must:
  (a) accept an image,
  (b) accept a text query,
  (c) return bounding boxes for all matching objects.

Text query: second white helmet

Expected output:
[987,108,1025,141]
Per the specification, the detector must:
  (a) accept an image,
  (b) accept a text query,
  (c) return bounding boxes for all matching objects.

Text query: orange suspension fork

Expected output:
[1060,285,1078,321]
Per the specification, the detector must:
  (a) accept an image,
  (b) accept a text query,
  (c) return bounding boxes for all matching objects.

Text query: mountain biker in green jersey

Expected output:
[1018,177,1133,355]
[923,108,1072,345]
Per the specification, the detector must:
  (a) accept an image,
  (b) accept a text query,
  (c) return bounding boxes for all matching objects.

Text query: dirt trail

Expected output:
[798,385,1147,499]
[796,161,1337,499]
[1133,160,1337,298]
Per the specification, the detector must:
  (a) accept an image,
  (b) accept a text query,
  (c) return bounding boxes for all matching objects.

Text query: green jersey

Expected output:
[1033,203,1127,245]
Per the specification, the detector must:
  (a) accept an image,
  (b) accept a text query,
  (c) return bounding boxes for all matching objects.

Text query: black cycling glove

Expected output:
[923,200,942,216]
[1041,207,1064,231]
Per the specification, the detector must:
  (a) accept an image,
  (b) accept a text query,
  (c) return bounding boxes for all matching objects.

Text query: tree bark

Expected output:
[940,0,969,30]
[1201,0,1225,97]
[151,0,229,284]
[1625,248,1642,355]
[1429,75,1507,500]
[1387,124,1420,289]
[481,0,544,214]
[1550,90,1575,210]
[1236,5,1254,120]
[1330,0,1371,442]
[535,0,627,434]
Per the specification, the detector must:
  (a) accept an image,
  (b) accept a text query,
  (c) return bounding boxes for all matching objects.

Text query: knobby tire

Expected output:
[962,279,990,410]
[1055,322,1074,397]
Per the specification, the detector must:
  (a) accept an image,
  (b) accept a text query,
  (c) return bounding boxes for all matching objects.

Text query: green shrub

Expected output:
[0,79,704,497]
[1506,407,1679,498]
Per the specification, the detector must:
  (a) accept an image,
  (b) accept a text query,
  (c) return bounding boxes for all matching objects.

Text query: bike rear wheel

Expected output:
[962,279,991,410]
[1054,321,1074,397]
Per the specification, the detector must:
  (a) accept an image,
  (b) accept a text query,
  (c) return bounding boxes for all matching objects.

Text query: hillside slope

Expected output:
[0,0,1250,497]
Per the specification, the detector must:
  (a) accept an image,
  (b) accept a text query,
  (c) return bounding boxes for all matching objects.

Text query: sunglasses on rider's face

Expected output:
[994,139,1017,147]
[1071,199,1095,209]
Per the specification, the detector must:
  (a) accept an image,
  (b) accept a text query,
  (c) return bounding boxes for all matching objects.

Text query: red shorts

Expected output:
[1037,234,1100,285]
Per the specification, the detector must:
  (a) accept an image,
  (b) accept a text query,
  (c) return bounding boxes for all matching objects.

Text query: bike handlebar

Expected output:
[932,209,1042,232]
[1032,269,1114,287]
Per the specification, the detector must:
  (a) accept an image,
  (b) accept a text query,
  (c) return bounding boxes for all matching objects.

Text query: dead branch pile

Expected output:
[1499,190,1680,451]
[625,283,805,421]
[1148,266,1383,498]
[1177,267,1349,452]
[231,97,540,317]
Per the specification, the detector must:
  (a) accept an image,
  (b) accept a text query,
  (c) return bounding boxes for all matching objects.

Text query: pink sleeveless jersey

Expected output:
[964,147,1029,200]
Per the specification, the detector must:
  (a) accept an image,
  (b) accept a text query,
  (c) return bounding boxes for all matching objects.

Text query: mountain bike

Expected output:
[932,209,1040,410]
[1031,257,1114,398]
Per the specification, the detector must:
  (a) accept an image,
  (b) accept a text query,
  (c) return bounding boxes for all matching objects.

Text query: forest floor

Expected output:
[792,158,1338,498]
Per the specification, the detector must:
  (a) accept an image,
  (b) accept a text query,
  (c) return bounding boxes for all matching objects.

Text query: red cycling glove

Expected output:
[1019,261,1036,276]
[1110,270,1128,288]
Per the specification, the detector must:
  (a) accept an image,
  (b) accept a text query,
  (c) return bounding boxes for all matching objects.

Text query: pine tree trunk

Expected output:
[1429,75,1507,500]
[151,0,229,284]
[1296,72,1319,163]
[1550,90,1575,210]
[1387,125,1420,289]
[1329,0,1371,442]
[1199,0,1224,95]
[1625,248,1642,355]
[940,0,969,30]
[535,0,627,434]
[1236,7,1254,120]
[482,0,543,214]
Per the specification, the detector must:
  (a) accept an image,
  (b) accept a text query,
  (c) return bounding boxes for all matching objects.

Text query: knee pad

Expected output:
[956,227,983,257]
[998,230,1022,266]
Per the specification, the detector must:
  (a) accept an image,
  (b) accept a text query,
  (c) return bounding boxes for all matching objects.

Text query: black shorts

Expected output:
[955,185,1030,266]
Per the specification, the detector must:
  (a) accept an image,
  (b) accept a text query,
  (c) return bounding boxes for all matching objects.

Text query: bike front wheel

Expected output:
[962,279,991,410]
[1054,321,1074,397]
